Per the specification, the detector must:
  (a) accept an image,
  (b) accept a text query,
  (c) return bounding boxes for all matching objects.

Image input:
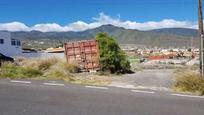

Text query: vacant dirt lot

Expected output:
[74,69,175,90]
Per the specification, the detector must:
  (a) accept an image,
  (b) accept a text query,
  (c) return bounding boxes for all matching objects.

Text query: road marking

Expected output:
[131,90,155,94]
[43,83,65,86]
[171,94,204,99]
[85,86,109,90]
[10,80,31,84]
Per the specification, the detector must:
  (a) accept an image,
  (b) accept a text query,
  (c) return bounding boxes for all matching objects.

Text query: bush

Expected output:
[173,71,204,95]
[96,33,131,74]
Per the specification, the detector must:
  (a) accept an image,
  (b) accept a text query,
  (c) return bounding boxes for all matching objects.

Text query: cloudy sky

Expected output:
[0,0,198,32]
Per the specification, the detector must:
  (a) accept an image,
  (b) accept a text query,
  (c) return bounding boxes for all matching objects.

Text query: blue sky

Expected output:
[0,0,199,31]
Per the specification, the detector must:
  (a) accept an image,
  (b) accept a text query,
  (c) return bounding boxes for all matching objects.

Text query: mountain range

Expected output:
[149,28,198,37]
[3,24,199,49]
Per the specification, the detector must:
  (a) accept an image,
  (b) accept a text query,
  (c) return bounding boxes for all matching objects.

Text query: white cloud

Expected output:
[66,21,92,31]
[0,22,30,31]
[0,13,198,32]
[31,23,66,32]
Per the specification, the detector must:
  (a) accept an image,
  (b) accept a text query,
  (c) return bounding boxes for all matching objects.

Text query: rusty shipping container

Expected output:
[64,40,100,71]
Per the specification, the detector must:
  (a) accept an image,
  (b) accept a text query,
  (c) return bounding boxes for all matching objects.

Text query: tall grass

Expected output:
[38,58,58,71]
[0,58,80,81]
[63,63,81,73]
[173,70,204,95]
[0,58,110,86]
[0,62,42,79]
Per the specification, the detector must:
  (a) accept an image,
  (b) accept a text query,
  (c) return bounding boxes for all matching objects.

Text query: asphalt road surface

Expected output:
[0,80,204,115]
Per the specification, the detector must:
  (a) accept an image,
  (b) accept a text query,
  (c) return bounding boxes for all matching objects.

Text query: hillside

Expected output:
[4,25,199,49]
[149,28,198,37]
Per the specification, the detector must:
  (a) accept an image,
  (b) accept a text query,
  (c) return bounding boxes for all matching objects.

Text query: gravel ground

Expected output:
[111,69,175,88]
[74,69,175,90]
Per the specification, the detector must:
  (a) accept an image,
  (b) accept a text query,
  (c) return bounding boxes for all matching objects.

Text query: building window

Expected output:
[17,40,21,46]
[11,39,21,46]
[0,39,4,44]
[11,39,16,46]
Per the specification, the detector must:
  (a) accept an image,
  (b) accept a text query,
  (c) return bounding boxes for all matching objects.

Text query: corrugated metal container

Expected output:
[64,40,100,71]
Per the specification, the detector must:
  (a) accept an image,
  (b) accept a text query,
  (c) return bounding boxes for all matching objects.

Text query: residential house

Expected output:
[0,32,22,57]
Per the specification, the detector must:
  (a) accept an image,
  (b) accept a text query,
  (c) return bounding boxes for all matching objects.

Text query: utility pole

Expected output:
[198,0,204,76]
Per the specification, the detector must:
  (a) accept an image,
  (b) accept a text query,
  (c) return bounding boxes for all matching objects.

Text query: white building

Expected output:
[0,32,22,57]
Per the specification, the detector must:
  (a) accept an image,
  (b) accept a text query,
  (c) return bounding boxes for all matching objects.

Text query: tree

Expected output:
[96,33,131,73]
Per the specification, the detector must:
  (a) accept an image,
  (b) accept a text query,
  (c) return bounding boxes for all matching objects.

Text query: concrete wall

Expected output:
[0,32,22,57]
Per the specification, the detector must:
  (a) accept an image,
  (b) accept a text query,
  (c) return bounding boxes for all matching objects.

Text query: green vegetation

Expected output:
[0,58,110,86]
[173,70,204,95]
[38,58,58,71]
[96,33,131,74]
[0,58,77,81]
[63,63,81,73]
[0,63,42,79]
[128,55,141,64]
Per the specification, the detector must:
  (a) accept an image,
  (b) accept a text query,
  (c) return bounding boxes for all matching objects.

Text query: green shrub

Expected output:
[96,33,131,74]
[173,71,204,95]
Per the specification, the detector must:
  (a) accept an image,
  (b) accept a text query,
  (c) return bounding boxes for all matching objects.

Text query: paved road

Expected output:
[0,80,204,115]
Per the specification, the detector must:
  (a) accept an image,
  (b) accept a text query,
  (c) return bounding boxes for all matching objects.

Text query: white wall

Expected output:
[0,32,22,57]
